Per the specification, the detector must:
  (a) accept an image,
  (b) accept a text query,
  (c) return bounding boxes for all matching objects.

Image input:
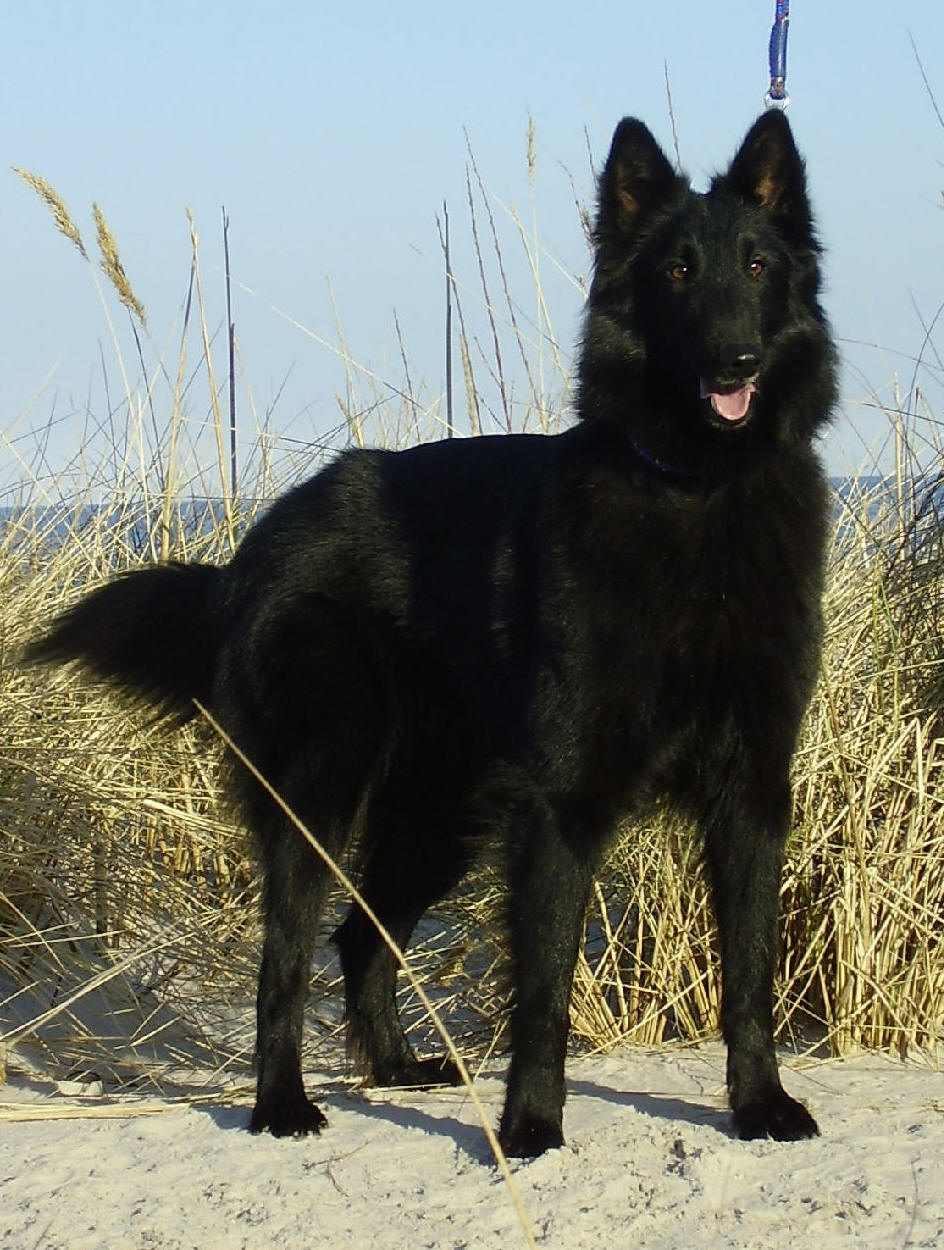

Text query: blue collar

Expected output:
[628,438,698,480]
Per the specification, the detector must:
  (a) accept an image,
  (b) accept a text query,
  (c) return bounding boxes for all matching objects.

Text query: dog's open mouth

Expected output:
[699,379,757,424]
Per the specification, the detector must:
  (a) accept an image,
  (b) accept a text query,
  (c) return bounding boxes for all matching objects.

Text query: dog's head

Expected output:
[580,111,837,476]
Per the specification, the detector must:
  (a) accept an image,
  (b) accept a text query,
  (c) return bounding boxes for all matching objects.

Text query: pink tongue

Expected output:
[700,380,755,423]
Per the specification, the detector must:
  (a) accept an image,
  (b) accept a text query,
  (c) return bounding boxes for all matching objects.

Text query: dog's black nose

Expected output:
[718,344,761,378]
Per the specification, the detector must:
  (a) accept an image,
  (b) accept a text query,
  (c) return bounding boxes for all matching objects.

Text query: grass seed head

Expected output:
[13,167,88,260]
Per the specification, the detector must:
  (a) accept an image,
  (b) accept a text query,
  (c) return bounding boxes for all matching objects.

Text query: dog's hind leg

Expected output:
[228,593,390,1137]
[333,788,471,1090]
[250,819,337,1137]
[702,779,819,1142]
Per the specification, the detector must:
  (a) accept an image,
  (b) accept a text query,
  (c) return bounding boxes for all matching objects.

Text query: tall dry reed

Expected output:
[2,152,943,1103]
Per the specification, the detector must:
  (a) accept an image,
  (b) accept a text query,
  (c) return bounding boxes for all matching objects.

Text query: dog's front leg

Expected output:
[702,780,819,1141]
[498,801,596,1158]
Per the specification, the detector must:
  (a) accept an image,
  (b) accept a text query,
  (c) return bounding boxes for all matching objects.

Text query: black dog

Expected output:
[27,110,836,1158]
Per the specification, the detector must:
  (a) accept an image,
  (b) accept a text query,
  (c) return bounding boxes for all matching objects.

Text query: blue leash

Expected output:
[765,0,790,109]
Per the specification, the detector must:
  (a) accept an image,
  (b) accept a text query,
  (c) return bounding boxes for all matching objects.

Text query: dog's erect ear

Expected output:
[597,119,679,236]
[719,111,814,243]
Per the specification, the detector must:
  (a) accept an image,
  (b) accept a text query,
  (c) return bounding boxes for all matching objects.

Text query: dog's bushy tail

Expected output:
[25,562,222,724]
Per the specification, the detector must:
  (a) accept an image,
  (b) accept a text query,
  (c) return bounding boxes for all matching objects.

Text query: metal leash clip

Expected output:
[765,0,790,110]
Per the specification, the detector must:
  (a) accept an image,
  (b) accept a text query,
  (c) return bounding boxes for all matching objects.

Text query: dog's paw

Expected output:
[733,1088,819,1141]
[376,1056,464,1089]
[498,1112,565,1159]
[250,1095,328,1138]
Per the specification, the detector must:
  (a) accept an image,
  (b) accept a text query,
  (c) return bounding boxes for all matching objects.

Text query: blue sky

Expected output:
[4,0,944,490]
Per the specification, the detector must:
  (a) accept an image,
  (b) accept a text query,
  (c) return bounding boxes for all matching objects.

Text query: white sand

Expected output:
[3,1042,943,1249]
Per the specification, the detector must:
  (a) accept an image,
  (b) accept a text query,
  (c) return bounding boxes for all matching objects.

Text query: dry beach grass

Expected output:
[2,165,943,1131]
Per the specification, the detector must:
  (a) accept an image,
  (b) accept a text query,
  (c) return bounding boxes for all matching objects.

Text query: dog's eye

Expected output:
[747,257,765,278]
[667,262,690,283]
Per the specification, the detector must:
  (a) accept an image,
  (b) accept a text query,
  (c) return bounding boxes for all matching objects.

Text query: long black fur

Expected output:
[26,110,837,1157]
